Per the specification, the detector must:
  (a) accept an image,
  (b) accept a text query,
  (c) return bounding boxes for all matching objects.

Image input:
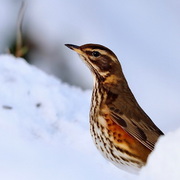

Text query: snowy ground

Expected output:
[0,55,179,180]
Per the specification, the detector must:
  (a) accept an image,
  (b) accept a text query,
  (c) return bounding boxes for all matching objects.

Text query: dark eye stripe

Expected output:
[85,50,101,57]
[92,51,100,57]
[85,51,93,56]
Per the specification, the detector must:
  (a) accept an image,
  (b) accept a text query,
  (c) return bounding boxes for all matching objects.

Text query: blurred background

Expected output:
[0,0,179,132]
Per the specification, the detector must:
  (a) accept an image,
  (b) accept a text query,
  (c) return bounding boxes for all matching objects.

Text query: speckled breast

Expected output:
[89,83,147,173]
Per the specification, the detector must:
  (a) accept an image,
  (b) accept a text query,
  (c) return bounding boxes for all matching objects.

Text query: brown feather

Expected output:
[104,78,164,151]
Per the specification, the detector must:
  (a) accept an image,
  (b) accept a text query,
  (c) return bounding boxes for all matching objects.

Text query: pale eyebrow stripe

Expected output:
[84,49,118,62]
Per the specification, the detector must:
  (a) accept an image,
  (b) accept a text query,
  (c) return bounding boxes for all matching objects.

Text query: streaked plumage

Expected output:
[65,43,164,173]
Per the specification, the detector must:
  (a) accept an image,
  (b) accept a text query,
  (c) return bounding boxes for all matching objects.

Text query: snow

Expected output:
[140,129,180,180]
[0,55,179,180]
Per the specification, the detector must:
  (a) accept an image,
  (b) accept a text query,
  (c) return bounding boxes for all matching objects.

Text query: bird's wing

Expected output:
[107,100,164,151]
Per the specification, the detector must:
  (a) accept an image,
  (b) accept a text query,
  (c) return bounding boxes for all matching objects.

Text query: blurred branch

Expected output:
[8,1,28,57]
[15,1,28,57]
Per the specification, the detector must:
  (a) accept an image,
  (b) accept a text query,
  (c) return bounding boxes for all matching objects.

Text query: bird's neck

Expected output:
[98,71,128,93]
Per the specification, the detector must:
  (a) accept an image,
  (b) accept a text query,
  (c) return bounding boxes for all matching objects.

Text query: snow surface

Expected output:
[0,55,179,180]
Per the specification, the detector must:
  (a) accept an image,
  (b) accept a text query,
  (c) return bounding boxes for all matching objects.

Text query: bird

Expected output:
[65,43,164,173]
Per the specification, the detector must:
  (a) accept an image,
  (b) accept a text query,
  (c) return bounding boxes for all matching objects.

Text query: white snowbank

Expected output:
[0,55,179,180]
[140,128,180,180]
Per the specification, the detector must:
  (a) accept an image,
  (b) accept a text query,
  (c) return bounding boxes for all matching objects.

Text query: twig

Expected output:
[16,1,27,57]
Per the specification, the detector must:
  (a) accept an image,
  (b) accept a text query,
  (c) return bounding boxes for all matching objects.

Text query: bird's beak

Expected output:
[65,44,82,54]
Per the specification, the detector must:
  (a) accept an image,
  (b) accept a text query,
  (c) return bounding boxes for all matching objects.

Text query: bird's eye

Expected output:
[92,51,100,57]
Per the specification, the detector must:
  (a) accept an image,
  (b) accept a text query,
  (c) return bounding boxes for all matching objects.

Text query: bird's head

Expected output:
[65,44,123,82]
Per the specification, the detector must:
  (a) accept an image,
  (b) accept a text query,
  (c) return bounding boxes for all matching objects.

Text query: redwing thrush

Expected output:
[65,43,164,173]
